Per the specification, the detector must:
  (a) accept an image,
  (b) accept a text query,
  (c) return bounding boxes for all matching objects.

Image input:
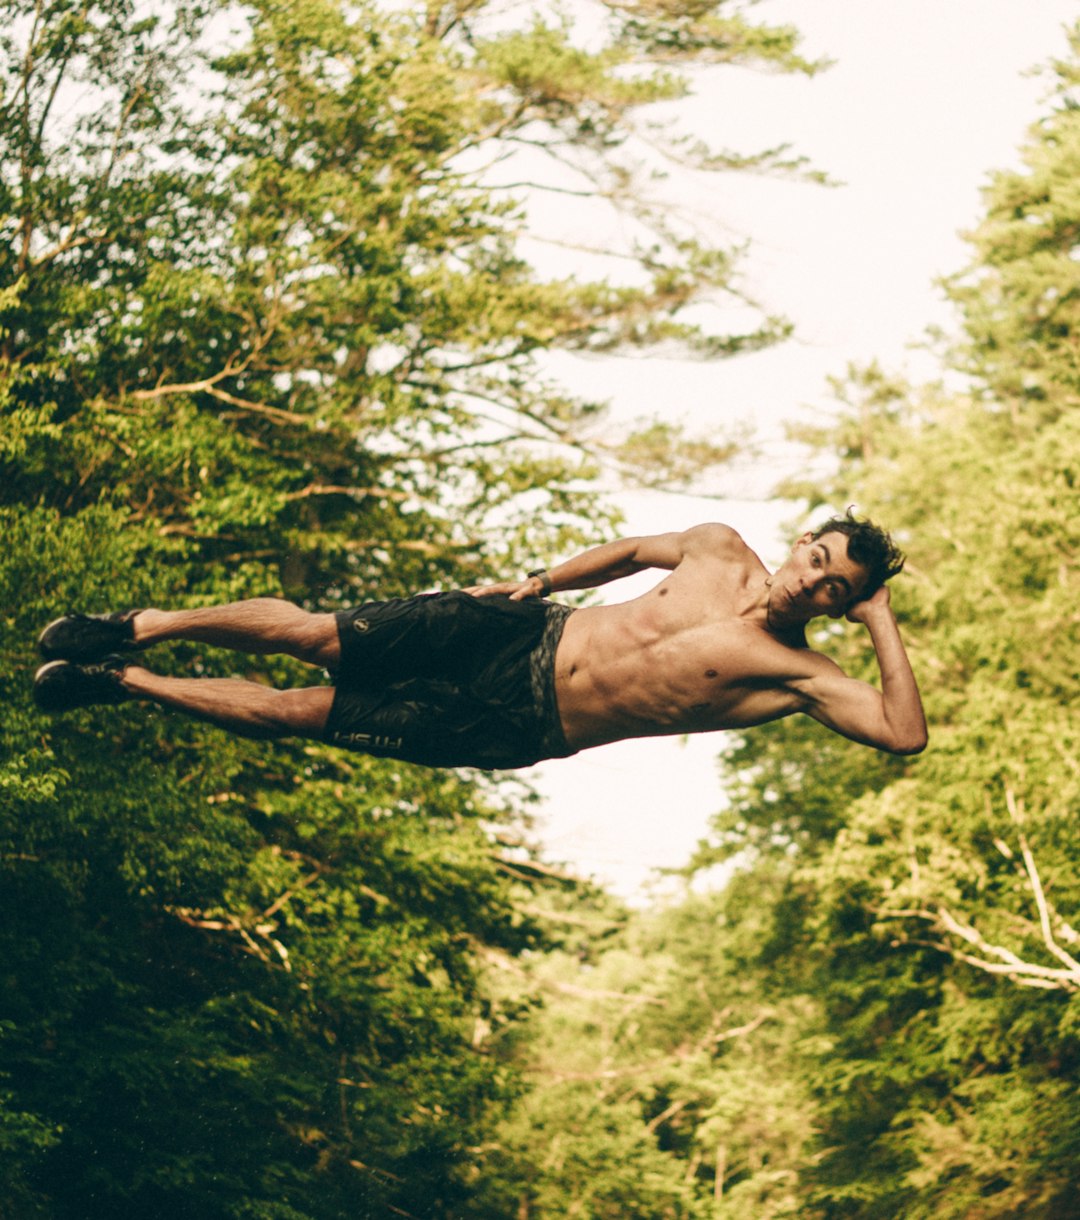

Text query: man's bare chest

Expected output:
[647,619,807,721]
[561,605,807,725]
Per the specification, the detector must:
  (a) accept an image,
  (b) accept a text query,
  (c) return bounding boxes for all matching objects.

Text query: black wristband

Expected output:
[527,568,552,596]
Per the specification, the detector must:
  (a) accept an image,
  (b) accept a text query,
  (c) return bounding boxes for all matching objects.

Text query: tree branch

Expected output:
[878,789,1080,992]
[1006,787,1080,974]
[131,376,309,426]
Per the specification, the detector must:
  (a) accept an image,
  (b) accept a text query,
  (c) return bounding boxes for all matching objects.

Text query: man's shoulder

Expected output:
[680,522,754,561]
[775,637,846,690]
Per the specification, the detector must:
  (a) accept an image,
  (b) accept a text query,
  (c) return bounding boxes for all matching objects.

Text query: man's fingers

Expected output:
[464,581,536,599]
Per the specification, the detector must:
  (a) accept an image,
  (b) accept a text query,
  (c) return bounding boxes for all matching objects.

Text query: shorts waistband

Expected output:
[528,603,575,761]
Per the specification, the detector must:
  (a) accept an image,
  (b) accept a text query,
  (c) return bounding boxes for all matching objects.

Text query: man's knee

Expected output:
[253,599,337,666]
[295,614,340,668]
[270,687,334,737]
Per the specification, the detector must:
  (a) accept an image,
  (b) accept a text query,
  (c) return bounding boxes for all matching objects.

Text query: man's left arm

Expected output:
[462,525,735,601]
[798,587,928,756]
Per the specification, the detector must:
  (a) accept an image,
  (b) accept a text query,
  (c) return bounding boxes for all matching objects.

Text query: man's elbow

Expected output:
[886,729,928,756]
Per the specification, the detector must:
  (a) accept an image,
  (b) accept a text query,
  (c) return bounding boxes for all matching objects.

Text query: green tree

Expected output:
[1,0,826,596]
[474,874,822,1218]
[946,23,1080,428]
[679,30,1080,1214]
[0,0,824,1214]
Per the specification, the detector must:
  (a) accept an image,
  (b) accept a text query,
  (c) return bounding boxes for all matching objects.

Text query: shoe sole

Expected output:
[37,614,137,662]
[33,659,130,711]
[33,660,77,711]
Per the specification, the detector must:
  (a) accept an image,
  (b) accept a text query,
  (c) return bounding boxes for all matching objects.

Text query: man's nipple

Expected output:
[704,669,718,679]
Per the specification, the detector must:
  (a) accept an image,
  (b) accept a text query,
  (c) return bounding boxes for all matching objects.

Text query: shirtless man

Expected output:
[32,512,927,763]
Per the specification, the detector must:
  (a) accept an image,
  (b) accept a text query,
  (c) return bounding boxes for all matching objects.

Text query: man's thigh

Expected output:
[332,591,548,689]
[323,678,542,770]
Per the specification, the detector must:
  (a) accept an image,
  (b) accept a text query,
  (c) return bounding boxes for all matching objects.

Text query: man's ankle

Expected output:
[129,609,160,645]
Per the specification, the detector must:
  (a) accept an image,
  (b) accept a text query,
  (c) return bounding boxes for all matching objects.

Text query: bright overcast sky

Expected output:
[523,0,1078,903]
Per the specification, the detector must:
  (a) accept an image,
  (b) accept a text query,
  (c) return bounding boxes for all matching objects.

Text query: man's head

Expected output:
[767,510,904,629]
[809,510,904,602]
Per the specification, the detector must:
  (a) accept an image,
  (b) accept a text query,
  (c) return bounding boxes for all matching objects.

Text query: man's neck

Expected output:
[763,592,808,647]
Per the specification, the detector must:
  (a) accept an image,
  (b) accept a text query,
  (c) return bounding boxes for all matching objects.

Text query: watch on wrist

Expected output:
[527,568,553,596]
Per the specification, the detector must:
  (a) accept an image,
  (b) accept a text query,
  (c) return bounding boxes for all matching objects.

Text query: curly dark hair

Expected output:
[810,509,905,599]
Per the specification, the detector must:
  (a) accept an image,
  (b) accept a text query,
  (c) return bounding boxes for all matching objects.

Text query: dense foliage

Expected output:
[9,2,1077,1215]
[0,0,819,1215]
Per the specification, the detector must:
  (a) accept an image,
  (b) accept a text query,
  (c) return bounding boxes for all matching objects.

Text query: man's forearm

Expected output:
[466,530,684,601]
[545,537,650,593]
[865,608,927,753]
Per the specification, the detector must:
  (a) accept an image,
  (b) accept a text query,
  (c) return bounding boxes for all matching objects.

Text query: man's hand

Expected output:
[462,577,546,601]
[846,584,890,625]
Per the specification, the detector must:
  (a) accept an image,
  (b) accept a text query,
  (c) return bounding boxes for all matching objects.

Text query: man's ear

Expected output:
[792,531,814,552]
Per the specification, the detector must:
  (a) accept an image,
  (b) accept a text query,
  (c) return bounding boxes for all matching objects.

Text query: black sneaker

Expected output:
[33,656,133,712]
[37,611,144,662]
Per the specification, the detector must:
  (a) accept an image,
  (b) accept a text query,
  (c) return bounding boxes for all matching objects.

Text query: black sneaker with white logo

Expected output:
[37,611,143,662]
[33,656,133,712]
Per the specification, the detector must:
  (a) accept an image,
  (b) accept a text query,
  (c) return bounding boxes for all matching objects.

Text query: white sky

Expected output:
[521,0,1077,903]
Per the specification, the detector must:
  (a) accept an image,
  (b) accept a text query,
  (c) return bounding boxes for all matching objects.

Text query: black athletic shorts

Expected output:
[322,591,577,770]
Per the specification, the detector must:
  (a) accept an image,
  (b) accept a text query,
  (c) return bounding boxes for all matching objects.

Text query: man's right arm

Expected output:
[796,588,928,755]
[465,523,738,600]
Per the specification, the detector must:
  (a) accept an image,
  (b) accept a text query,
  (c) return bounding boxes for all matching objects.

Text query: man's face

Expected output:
[769,531,870,626]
